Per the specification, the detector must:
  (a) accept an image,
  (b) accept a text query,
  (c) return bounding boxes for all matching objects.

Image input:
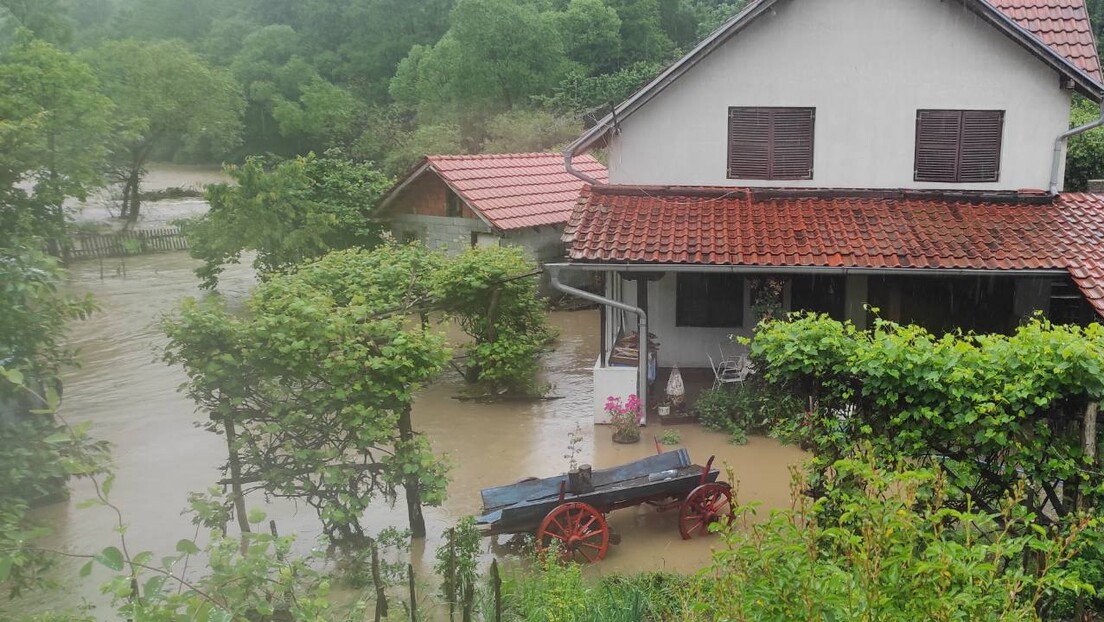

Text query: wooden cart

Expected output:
[476,449,733,563]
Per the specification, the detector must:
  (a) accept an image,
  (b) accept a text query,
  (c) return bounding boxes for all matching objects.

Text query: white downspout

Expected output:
[549,267,648,417]
[1050,100,1104,195]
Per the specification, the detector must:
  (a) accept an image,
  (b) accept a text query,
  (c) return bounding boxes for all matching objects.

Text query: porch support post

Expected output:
[549,268,648,417]
[845,275,869,329]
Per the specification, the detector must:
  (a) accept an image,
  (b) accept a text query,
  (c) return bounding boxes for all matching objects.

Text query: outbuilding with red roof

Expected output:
[376,152,606,262]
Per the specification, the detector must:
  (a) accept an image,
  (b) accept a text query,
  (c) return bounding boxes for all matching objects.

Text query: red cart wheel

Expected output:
[536,502,609,563]
[679,483,733,540]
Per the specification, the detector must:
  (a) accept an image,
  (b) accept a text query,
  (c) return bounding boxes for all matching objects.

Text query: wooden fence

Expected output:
[64,227,189,260]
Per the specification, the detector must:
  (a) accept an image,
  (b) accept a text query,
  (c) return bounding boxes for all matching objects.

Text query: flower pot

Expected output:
[658,405,671,417]
[612,429,641,444]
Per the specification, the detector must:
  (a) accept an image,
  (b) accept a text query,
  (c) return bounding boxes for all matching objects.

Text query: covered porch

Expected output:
[551,264,1098,423]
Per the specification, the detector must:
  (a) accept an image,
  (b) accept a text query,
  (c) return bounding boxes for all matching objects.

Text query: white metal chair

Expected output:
[708,352,744,390]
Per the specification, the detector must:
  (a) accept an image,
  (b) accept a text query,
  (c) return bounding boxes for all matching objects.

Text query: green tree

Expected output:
[432,246,555,396]
[555,0,622,75]
[0,36,113,248]
[0,0,72,46]
[482,109,581,154]
[605,0,675,66]
[164,244,451,540]
[0,247,104,595]
[390,0,570,131]
[1065,96,1104,192]
[183,151,392,289]
[84,39,244,224]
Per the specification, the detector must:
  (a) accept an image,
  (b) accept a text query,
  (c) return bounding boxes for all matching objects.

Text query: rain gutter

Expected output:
[547,266,648,417]
[545,263,1068,278]
[1050,101,1104,195]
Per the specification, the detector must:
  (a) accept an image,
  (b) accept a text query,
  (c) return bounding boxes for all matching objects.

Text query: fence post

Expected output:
[491,559,502,622]
[372,543,387,622]
[408,563,418,622]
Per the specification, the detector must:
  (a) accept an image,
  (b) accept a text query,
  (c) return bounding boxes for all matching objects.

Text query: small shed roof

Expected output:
[378,153,608,231]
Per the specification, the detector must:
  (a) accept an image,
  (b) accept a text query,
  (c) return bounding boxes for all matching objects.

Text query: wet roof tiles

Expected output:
[425,153,607,231]
[564,186,1104,316]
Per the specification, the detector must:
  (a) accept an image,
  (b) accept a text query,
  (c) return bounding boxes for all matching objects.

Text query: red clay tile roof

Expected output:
[419,153,607,231]
[564,186,1104,315]
[987,0,1103,82]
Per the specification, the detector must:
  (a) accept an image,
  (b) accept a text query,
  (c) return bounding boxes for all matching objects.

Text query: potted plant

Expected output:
[606,394,642,444]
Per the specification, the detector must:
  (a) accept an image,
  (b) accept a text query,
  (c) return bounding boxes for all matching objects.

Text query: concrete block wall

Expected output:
[391,213,493,257]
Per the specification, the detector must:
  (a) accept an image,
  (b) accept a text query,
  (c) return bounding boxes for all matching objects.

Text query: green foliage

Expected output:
[540,61,663,117]
[691,457,1094,621]
[695,379,801,439]
[390,0,571,123]
[0,250,106,595]
[107,517,368,621]
[555,0,622,75]
[164,244,451,541]
[435,517,481,619]
[432,245,555,396]
[0,36,113,246]
[749,313,1104,520]
[502,555,690,622]
[1065,96,1104,192]
[84,39,244,222]
[482,109,582,154]
[657,429,681,445]
[183,150,392,289]
[0,0,73,46]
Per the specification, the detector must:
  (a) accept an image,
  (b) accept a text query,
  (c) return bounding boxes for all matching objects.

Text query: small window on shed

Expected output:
[727,107,815,180]
[915,110,1004,183]
[446,190,464,218]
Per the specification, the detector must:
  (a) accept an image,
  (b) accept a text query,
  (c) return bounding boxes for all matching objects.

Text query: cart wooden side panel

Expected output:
[477,449,720,535]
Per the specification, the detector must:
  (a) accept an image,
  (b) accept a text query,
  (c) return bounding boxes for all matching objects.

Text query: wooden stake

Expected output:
[408,563,418,622]
[491,559,502,622]
[372,544,387,621]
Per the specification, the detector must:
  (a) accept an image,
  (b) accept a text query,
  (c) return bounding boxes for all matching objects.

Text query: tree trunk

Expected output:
[125,168,142,226]
[223,415,252,552]
[398,404,427,538]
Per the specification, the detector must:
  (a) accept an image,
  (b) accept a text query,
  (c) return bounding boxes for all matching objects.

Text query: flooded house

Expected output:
[548,0,1104,420]
[375,152,607,291]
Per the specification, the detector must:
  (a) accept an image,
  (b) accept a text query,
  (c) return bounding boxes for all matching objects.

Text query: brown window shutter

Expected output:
[958,110,1003,182]
[728,107,814,180]
[915,110,962,183]
[770,108,815,180]
[915,109,1003,183]
[728,108,771,179]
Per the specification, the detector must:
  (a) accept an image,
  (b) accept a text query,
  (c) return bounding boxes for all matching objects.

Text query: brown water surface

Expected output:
[2,251,808,619]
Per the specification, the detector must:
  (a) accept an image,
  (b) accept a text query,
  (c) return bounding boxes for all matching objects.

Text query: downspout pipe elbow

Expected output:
[549,267,649,418]
[1050,99,1104,195]
[563,147,601,186]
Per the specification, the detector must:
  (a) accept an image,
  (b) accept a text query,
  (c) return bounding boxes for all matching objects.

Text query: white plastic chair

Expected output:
[708,352,744,390]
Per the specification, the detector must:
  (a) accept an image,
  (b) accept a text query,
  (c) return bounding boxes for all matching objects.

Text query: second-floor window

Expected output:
[727,107,815,180]
[914,110,1004,183]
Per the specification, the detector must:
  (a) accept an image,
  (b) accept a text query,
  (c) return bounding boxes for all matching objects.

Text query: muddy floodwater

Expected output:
[3,251,808,619]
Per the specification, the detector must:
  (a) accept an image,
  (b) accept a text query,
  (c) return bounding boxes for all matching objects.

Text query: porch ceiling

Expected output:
[563,186,1104,316]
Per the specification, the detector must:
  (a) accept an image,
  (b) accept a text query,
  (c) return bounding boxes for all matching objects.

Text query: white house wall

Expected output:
[608,0,1073,191]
